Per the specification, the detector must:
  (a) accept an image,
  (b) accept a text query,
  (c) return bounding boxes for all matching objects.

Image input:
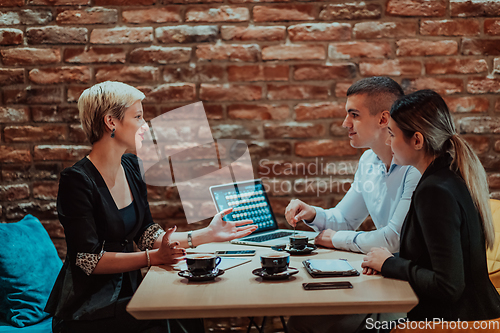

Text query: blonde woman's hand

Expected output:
[361,247,393,274]
[151,226,186,266]
[206,208,258,242]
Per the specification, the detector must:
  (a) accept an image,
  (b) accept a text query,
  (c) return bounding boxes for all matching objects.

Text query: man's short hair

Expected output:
[346,77,404,115]
[78,81,145,144]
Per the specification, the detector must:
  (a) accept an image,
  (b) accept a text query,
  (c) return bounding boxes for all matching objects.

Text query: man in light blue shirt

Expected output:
[285,77,421,333]
[285,76,421,255]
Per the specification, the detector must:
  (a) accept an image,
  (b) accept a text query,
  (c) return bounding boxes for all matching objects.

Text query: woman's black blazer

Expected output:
[381,154,500,321]
[45,154,155,320]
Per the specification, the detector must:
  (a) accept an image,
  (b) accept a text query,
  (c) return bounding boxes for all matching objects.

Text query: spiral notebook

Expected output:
[302,259,360,278]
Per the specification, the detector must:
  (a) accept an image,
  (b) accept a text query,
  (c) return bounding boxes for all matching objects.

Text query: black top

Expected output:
[381,154,500,321]
[119,201,137,236]
[45,154,155,321]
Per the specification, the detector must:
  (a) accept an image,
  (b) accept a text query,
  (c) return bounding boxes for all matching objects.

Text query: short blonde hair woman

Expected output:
[362,89,500,322]
[45,81,257,333]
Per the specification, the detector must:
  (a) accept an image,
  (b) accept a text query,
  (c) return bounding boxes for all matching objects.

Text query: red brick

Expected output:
[451,0,500,17]
[264,122,324,139]
[397,39,457,56]
[2,47,60,65]
[253,5,315,22]
[156,25,217,44]
[95,66,159,83]
[123,7,181,23]
[330,120,348,137]
[294,178,352,195]
[463,135,490,155]
[186,6,249,22]
[485,19,500,35]
[90,27,152,44]
[249,141,291,159]
[0,106,29,123]
[387,0,446,17]
[0,28,23,45]
[20,9,52,24]
[196,44,259,62]
[335,82,353,97]
[66,86,88,103]
[0,0,24,5]
[496,99,500,113]
[425,58,487,75]
[259,160,357,178]
[56,7,117,25]
[495,140,500,152]
[0,184,29,202]
[267,85,328,100]
[495,58,500,75]
[467,77,500,94]
[95,0,153,4]
[33,145,91,161]
[420,19,480,36]
[34,182,58,201]
[210,124,260,140]
[163,0,222,3]
[143,83,196,103]
[6,202,57,221]
[288,23,351,42]
[262,45,324,61]
[64,47,125,64]
[221,25,285,41]
[295,102,345,121]
[353,21,416,39]
[228,104,289,120]
[488,174,500,189]
[462,38,500,56]
[32,105,79,123]
[200,84,261,101]
[4,125,67,142]
[458,117,500,134]
[295,140,357,157]
[228,65,288,82]
[293,64,356,81]
[27,0,89,4]
[163,64,224,83]
[4,87,62,104]
[329,42,391,59]
[0,68,24,86]
[0,11,20,25]
[402,78,463,95]
[319,3,381,20]
[130,46,190,64]
[360,60,421,76]
[443,96,489,113]
[0,146,31,163]
[27,27,87,44]
[29,66,90,84]
[69,124,87,143]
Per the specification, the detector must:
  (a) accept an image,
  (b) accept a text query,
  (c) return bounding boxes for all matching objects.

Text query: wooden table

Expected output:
[127,243,417,320]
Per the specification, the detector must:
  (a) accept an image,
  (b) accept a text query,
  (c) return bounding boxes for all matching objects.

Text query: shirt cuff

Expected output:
[76,247,105,276]
[305,207,326,231]
[137,223,164,251]
[331,230,363,253]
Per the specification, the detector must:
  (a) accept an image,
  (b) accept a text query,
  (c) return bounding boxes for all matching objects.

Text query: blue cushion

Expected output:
[0,317,52,332]
[0,215,62,328]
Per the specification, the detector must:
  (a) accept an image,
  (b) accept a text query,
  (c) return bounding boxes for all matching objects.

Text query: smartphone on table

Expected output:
[302,281,353,290]
[215,250,256,257]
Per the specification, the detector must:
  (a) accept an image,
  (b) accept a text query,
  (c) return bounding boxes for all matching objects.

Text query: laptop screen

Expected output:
[210,179,278,234]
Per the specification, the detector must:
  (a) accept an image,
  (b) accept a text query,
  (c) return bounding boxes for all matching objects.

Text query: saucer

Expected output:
[252,267,299,280]
[271,244,317,255]
[178,268,224,282]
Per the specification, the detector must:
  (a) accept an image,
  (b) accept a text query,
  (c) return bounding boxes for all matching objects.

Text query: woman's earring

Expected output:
[111,128,115,138]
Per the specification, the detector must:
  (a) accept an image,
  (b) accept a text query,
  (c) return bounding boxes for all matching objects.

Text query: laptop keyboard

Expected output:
[243,231,294,243]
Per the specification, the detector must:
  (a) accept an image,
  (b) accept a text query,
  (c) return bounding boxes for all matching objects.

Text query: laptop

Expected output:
[209,179,318,247]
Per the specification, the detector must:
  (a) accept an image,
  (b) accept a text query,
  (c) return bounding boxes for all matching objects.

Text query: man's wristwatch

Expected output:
[187,231,196,248]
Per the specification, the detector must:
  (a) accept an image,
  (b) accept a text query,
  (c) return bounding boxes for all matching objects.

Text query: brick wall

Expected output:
[1,0,500,262]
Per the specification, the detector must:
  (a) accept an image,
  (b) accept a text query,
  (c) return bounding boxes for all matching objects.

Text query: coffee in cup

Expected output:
[290,235,309,250]
[260,252,290,274]
[186,254,221,276]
